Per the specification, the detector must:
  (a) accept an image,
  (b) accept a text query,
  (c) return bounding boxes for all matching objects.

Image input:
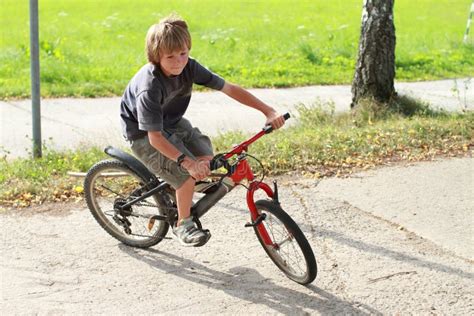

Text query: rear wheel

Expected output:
[253,200,317,284]
[84,159,172,248]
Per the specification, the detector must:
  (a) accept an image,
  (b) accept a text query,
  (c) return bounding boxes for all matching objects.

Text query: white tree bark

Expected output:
[351,0,396,107]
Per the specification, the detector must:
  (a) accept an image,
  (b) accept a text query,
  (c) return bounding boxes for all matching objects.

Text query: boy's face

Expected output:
[159,48,189,76]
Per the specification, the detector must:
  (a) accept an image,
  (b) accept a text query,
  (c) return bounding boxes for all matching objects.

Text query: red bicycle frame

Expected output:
[223,129,276,246]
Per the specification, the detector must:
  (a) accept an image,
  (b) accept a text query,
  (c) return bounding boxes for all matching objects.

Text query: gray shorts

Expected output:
[130,118,213,189]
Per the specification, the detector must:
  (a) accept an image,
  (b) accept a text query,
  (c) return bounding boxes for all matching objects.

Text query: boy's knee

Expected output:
[175,176,195,190]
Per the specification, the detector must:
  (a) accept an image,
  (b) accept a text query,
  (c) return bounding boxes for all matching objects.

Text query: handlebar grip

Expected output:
[263,112,291,133]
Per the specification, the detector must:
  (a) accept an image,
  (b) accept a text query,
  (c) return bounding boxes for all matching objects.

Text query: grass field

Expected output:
[1,99,472,207]
[1,0,473,98]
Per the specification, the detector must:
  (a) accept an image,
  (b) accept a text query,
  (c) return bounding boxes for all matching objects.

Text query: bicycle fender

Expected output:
[104,146,157,182]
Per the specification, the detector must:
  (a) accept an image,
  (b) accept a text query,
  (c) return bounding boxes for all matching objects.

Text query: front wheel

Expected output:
[253,200,317,284]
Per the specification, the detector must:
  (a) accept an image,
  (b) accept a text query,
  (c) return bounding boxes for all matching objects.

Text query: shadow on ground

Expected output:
[119,245,381,315]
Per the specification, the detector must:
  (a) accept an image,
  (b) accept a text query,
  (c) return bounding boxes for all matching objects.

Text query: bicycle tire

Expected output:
[84,159,170,248]
[253,199,317,284]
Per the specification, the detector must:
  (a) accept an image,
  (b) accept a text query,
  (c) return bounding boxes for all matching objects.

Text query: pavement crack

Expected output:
[289,187,316,236]
[368,271,417,284]
[340,200,474,264]
[290,187,351,299]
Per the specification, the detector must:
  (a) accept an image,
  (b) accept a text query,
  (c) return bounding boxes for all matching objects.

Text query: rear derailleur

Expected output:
[113,198,132,234]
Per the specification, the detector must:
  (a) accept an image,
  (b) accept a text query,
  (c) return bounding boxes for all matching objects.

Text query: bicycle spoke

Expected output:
[286,246,304,274]
[88,165,170,243]
[278,244,301,275]
[266,213,277,244]
[276,234,293,248]
[99,184,125,198]
[258,208,310,279]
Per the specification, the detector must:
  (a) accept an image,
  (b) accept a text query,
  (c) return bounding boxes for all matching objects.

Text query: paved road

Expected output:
[1,78,472,313]
[1,78,472,158]
[316,157,474,261]
[1,157,472,314]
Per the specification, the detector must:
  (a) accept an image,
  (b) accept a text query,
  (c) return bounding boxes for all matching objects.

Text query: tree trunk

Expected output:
[351,0,396,108]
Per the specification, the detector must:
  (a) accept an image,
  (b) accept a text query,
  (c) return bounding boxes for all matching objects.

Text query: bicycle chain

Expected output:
[133,200,177,213]
[134,201,158,208]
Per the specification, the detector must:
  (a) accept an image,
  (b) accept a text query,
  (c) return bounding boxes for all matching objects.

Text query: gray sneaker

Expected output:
[172,217,210,247]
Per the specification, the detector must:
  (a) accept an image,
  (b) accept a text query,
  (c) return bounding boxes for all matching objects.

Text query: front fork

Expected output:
[246,180,280,246]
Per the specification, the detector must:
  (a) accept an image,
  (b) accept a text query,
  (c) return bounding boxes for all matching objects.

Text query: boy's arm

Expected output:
[148,131,209,180]
[148,131,182,162]
[220,82,285,129]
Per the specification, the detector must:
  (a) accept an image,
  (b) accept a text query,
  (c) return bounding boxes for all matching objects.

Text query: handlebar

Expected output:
[262,112,291,134]
[209,153,230,171]
[209,112,291,171]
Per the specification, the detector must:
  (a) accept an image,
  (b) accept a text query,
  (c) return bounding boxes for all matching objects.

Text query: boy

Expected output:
[120,14,285,246]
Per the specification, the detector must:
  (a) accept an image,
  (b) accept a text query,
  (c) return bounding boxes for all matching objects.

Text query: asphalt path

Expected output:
[1,157,472,314]
[1,78,472,314]
[1,78,472,158]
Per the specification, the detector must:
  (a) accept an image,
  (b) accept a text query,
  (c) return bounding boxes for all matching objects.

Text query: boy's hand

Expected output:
[265,110,286,130]
[181,158,210,181]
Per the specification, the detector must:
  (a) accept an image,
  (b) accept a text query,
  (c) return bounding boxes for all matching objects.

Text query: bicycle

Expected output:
[84,113,317,284]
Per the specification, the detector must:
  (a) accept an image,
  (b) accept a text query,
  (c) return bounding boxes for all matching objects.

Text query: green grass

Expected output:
[1,100,472,207]
[213,99,474,175]
[1,0,473,98]
[0,146,107,207]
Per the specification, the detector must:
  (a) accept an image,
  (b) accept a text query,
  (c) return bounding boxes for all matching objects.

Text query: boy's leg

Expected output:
[130,135,209,246]
[173,118,214,171]
[175,177,195,223]
[175,156,212,224]
[130,120,213,245]
[130,135,197,219]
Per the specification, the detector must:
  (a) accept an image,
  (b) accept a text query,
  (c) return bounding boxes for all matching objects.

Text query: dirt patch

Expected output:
[1,201,84,217]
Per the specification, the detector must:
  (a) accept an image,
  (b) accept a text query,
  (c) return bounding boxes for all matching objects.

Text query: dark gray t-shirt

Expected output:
[120,58,225,141]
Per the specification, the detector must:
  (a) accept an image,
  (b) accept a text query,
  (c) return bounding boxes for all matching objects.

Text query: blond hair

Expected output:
[145,14,192,65]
